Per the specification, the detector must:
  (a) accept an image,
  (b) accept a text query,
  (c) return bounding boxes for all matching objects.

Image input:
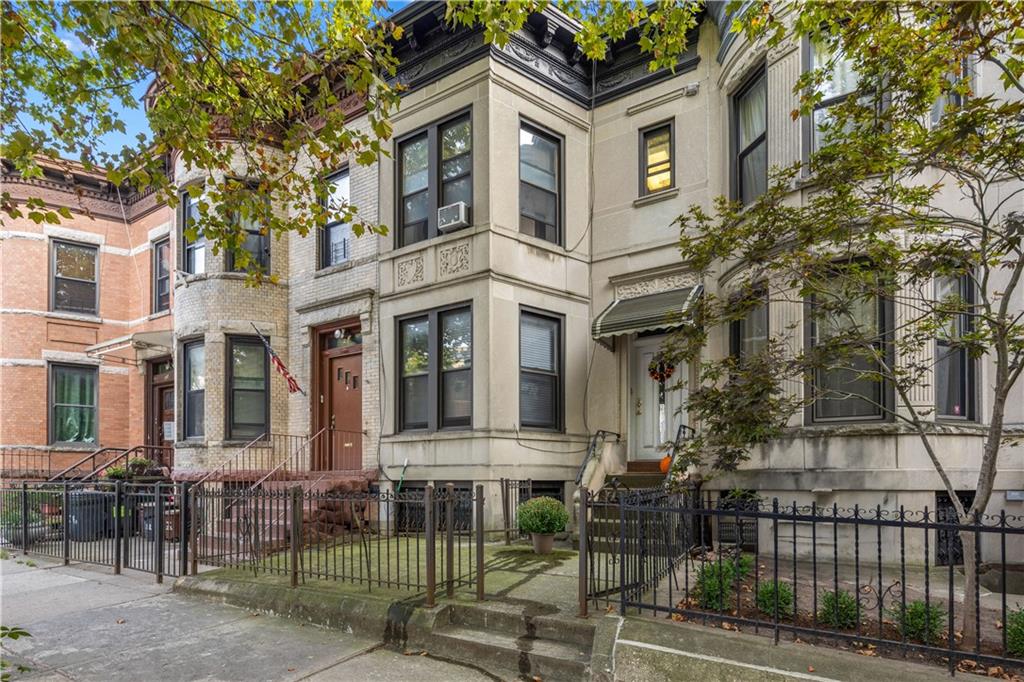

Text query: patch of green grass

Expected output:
[0,549,10,560]
[24,560,36,568]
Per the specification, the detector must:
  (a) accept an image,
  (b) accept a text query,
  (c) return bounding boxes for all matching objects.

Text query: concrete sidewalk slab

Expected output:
[595,614,948,682]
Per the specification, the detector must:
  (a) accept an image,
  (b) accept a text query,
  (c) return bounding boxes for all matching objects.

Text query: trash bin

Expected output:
[141,504,180,541]
[68,491,109,541]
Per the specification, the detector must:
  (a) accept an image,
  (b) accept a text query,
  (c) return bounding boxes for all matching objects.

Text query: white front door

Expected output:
[630,335,687,459]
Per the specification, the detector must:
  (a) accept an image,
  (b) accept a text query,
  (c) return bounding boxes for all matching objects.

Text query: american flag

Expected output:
[252,324,305,396]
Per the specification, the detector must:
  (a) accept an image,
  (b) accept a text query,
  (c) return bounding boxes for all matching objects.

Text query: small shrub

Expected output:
[103,465,127,480]
[733,554,754,580]
[819,590,859,629]
[1007,607,1024,657]
[756,581,794,618]
[127,457,154,475]
[696,561,736,610]
[889,600,945,644]
[517,497,568,535]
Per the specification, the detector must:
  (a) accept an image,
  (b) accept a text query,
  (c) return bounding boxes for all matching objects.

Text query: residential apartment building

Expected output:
[2,2,1021,554]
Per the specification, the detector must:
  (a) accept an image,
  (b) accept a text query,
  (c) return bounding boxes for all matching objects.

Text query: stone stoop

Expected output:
[428,601,596,681]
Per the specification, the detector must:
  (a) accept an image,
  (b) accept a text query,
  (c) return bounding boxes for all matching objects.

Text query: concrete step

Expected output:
[447,602,595,649]
[430,624,590,681]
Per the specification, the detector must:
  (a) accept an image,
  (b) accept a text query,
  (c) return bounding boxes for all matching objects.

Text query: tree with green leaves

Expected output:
[2,0,402,282]
[662,2,1023,647]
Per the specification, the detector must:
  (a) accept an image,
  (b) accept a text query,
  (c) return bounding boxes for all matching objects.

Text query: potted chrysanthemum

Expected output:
[517,496,568,555]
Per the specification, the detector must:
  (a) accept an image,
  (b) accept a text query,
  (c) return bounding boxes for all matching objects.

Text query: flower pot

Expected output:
[531,532,555,554]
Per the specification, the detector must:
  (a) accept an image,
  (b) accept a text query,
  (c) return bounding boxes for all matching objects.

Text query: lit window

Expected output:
[641,123,673,195]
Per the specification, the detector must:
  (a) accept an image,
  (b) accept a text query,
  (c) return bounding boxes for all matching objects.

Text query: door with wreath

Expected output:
[629,335,688,460]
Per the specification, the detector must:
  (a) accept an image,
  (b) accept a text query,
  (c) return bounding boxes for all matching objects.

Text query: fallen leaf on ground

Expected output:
[856,649,878,657]
[115,619,125,624]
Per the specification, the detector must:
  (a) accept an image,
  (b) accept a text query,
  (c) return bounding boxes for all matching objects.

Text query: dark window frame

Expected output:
[803,37,860,158]
[182,339,205,439]
[518,307,565,432]
[225,335,270,441]
[638,119,675,196]
[728,285,769,362]
[48,362,99,445]
[226,184,270,273]
[518,118,564,246]
[804,270,894,424]
[396,303,474,433]
[730,65,768,205]
[152,237,171,313]
[935,274,977,421]
[320,167,352,269]
[180,190,206,275]
[395,109,474,249]
[50,238,99,315]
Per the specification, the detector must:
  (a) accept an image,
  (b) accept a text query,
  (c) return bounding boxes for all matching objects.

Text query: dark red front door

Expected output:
[318,350,363,470]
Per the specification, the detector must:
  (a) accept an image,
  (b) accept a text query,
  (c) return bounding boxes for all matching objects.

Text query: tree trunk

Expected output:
[959,531,979,647]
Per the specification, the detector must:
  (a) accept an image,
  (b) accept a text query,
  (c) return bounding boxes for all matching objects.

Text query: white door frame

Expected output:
[628,335,688,460]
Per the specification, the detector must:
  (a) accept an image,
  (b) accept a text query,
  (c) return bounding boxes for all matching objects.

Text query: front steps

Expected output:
[430,602,595,681]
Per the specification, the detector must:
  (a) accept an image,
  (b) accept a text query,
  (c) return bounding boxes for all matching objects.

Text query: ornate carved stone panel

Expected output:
[614,272,698,300]
[438,241,471,279]
[396,255,424,289]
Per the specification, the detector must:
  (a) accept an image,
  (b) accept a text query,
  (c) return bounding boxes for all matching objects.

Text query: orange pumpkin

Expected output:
[659,455,672,474]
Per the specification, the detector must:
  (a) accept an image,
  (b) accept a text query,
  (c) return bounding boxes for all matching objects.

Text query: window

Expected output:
[181,192,206,275]
[809,274,890,422]
[936,275,975,420]
[519,122,560,244]
[729,290,768,361]
[929,62,972,128]
[519,310,562,430]
[227,337,269,440]
[733,68,767,205]
[50,364,97,444]
[51,240,98,314]
[398,305,472,431]
[321,169,352,268]
[183,341,205,438]
[809,38,859,153]
[640,122,673,195]
[228,210,269,272]
[397,113,473,248]
[152,238,170,313]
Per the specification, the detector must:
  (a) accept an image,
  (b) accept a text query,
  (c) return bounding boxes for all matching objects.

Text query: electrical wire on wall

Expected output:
[115,185,147,320]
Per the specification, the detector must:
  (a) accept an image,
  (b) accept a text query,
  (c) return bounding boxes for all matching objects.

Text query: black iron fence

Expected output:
[579,487,1024,674]
[190,482,485,602]
[1,481,188,581]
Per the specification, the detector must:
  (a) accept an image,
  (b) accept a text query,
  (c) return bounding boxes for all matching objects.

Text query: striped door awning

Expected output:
[591,286,702,339]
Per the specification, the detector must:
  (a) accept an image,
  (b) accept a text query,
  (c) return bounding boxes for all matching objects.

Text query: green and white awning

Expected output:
[591,286,702,340]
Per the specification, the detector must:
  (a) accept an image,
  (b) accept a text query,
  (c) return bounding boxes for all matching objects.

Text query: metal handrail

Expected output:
[574,430,621,486]
[248,427,327,492]
[47,447,127,482]
[78,444,175,482]
[662,423,697,486]
[192,432,267,488]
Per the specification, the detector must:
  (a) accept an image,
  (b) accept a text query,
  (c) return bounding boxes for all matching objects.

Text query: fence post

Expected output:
[578,486,588,618]
[475,484,484,602]
[446,482,455,598]
[62,482,70,565]
[425,485,436,608]
[114,481,123,575]
[619,489,626,616]
[290,485,301,588]
[189,486,199,576]
[500,479,510,546]
[179,482,190,577]
[20,482,28,554]
[155,482,165,584]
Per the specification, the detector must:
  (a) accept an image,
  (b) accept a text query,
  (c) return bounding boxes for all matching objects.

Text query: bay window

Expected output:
[398,305,472,431]
[183,341,205,438]
[227,337,269,440]
[322,169,352,268]
[181,191,206,275]
[519,122,560,244]
[153,238,170,313]
[733,68,767,205]
[809,38,859,153]
[729,290,768,361]
[936,275,975,420]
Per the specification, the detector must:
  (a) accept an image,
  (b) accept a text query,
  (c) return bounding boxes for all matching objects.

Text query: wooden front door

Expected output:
[147,358,174,447]
[315,329,363,470]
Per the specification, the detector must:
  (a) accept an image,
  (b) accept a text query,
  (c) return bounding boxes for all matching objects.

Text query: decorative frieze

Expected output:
[438,241,471,279]
[396,255,425,288]
[615,272,698,300]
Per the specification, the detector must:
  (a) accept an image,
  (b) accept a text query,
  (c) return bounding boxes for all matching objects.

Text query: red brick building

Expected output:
[1,159,174,476]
